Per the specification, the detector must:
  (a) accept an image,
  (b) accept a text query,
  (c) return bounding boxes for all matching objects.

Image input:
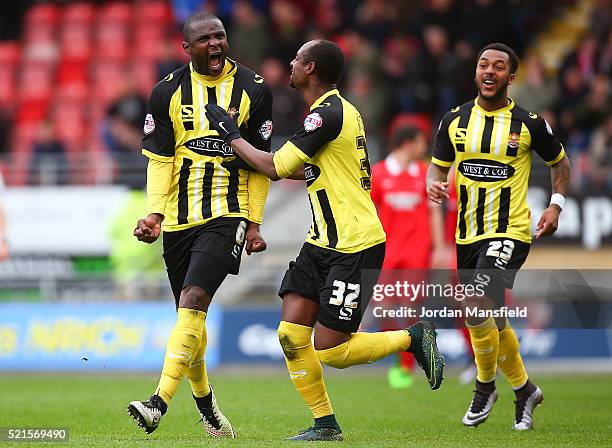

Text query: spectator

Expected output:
[512,54,559,113]
[587,115,612,191]
[228,0,269,70]
[270,0,306,62]
[354,0,398,43]
[29,120,69,185]
[103,83,147,185]
[156,38,185,81]
[259,57,305,136]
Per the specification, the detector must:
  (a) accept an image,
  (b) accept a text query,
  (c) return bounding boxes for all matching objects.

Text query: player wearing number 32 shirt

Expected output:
[204,39,444,442]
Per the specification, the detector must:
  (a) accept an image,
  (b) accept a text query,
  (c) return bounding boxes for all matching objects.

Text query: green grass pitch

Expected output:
[1,371,611,447]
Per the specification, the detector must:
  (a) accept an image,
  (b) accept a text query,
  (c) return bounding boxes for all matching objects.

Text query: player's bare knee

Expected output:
[178,285,211,312]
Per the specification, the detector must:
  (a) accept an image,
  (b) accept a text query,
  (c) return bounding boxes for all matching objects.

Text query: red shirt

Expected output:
[371,156,432,269]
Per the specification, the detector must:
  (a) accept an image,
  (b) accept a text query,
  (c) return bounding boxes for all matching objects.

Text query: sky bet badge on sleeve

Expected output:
[259,120,273,140]
[143,114,155,135]
[304,112,323,132]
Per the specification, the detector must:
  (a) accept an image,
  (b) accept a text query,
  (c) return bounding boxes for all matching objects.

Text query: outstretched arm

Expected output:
[231,138,280,180]
[534,154,571,238]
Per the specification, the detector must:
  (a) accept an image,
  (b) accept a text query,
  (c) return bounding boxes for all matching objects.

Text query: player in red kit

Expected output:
[371,125,450,388]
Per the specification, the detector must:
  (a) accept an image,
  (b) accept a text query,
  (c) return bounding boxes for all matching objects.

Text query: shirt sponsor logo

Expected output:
[304,112,323,132]
[455,128,467,144]
[259,120,273,140]
[304,163,320,187]
[184,137,235,157]
[143,114,155,135]
[458,159,515,182]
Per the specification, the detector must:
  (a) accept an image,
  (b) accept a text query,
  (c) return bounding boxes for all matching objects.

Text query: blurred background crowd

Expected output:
[0,0,610,304]
[0,0,610,373]
[0,0,610,190]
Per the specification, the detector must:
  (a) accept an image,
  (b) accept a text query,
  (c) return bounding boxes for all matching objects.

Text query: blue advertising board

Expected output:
[0,303,221,370]
[0,303,610,370]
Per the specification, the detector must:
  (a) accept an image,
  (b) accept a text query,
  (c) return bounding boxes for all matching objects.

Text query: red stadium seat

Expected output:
[0,42,20,66]
[24,3,60,27]
[135,1,171,23]
[0,78,17,108]
[62,2,95,25]
[99,2,133,23]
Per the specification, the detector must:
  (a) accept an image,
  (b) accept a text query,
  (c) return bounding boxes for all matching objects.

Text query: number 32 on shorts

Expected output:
[329,280,360,321]
[329,280,360,308]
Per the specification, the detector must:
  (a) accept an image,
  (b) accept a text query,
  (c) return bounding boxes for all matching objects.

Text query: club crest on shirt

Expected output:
[143,114,155,135]
[304,113,323,132]
[508,132,520,149]
[259,120,273,140]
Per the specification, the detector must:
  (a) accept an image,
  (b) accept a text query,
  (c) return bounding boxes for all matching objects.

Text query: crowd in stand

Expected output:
[0,0,609,190]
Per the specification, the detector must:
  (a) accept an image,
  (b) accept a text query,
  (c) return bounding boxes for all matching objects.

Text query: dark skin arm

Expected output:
[231,138,281,180]
[426,163,451,204]
[286,165,305,181]
[134,213,164,243]
[534,154,571,238]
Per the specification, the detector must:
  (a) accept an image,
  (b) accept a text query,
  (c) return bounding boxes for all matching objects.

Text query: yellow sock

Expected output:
[278,321,333,419]
[156,308,205,405]
[185,321,210,398]
[467,317,499,383]
[498,321,528,389]
[317,330,410,369]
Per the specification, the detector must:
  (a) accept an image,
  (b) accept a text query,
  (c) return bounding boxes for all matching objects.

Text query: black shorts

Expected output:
[163,217,247,304]
[456,238,530,307]
[279,242,386,333]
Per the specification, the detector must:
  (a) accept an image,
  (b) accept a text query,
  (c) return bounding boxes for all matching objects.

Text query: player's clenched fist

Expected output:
[134,214,163,243]
[427,181,450,204]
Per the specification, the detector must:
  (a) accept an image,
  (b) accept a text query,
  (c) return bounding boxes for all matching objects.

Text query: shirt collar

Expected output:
[190,58,237,85]
[473,97,515,115]
[311,89,339,110]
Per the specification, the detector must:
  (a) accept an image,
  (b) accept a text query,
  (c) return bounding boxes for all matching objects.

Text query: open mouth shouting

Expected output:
[209,51,223,74]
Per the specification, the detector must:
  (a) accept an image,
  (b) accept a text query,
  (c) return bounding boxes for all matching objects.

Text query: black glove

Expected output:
[205,104,241,145]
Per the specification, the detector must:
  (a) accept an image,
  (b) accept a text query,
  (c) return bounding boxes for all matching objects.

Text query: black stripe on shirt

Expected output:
[177,158,193,224]
[316,189,338,248]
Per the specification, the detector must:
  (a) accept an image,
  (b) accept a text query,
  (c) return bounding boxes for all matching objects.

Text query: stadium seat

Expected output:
[62,2,95,25]
[135,1,171,24]
[24,3,60,28]
[0,42,20,66]
[99,2,133,23]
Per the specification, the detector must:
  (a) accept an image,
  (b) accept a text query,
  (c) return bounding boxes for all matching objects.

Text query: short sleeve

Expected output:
[431,113,455,167]
[531,116,565,166]
[243,83,273,153]
[288,106,342,159]
[142,85,175,161]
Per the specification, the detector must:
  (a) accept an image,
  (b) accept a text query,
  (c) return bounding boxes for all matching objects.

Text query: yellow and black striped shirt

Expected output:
[273,89,386,253]
[432,98,565,245]
[142,59,272,231]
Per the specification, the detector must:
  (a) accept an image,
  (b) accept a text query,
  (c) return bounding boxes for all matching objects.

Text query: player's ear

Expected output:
[182,41,191,56]
[305,61,316,75]
[508,73,516,86]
